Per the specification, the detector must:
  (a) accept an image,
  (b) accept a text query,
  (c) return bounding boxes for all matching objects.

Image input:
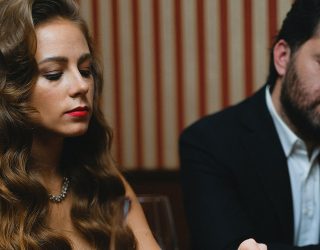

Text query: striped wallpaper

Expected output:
[78,0,293,170]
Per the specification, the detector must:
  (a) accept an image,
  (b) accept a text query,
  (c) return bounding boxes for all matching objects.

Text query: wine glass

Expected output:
[138,195,179,250]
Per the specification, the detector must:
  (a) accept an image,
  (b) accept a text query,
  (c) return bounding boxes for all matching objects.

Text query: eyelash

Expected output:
[43,68,93,81]
[80,68,93,78]
[43,72,62,81]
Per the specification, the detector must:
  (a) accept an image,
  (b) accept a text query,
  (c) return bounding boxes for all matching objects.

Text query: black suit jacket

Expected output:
[180,85,320,250]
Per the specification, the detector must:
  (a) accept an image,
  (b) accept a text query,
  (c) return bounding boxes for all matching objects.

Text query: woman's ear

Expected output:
[273,39,291,77]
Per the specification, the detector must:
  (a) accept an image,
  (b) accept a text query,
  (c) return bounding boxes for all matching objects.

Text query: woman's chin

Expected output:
[66,130,88,137]
[62,126,89,137]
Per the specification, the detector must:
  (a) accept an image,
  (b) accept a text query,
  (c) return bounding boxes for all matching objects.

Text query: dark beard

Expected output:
[280,60,320,145]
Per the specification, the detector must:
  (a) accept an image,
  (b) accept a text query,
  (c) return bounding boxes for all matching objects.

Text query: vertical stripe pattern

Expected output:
[79,0,293,169]
[152,0,164,168]
[131,0,143,168]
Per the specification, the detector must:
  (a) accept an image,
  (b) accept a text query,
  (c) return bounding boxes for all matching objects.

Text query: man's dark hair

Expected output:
[267,0,320,86]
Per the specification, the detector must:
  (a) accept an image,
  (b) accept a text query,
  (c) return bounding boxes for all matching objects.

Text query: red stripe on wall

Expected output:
[219,0,229,107]
[244,0,253,96]
[132,0,143,168]
[268,0,278,47]
[110,0,123,165]
[196,0,207,116]
[91,0,100,49]
[152,0,164,168]
[174,0,184,132]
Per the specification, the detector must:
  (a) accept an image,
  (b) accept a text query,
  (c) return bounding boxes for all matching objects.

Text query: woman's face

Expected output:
[30,18,94,137]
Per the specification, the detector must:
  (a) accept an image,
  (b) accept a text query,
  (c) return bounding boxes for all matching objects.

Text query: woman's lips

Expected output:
[66,107,89,117]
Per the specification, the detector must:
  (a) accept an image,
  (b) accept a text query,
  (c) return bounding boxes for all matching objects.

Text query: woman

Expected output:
[0,0,160,249]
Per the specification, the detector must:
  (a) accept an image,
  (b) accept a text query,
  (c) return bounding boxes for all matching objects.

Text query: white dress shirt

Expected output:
[265,86,320,246]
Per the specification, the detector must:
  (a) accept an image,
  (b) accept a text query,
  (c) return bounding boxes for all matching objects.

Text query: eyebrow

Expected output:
[37,53,92,66]
[78,53,92,66]
[38,56,68,65]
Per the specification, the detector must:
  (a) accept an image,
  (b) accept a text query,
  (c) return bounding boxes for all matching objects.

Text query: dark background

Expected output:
[125,170,190,250]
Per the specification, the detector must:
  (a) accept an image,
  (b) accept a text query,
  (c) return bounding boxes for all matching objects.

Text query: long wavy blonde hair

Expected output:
[0,0,136,249]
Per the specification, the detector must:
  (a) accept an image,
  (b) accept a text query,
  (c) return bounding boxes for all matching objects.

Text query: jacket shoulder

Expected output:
[181,99,247,141]
[179,86,266,148]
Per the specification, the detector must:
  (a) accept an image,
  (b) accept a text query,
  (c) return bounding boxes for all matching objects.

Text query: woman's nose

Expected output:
[68,70,90,98]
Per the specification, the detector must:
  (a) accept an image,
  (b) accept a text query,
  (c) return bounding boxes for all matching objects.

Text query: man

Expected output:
[180,0,320,249]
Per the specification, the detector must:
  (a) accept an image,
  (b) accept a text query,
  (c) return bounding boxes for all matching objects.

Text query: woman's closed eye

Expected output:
[79,67,92,78]
[43,72,63,81]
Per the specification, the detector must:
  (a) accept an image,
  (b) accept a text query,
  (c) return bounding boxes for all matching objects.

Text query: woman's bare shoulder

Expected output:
[121,176,161,250]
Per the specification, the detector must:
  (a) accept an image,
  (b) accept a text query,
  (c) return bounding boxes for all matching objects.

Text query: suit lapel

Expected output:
[239,86,294,243]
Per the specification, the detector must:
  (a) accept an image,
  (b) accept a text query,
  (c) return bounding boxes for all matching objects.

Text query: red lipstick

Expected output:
[66,106,89,117]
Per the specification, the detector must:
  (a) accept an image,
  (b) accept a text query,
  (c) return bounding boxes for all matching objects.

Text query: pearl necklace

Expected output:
[48,177,70,203]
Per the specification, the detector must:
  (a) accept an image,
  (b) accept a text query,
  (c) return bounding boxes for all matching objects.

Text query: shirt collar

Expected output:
[265,85,299,157]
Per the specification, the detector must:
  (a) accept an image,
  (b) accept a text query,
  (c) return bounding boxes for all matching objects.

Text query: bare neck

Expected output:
[30,131,64,191]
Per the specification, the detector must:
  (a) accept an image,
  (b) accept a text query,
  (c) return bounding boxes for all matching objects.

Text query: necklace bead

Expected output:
[48,177,70,203]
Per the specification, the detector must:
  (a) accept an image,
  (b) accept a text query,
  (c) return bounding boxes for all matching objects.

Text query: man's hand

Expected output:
[238,238,267,250]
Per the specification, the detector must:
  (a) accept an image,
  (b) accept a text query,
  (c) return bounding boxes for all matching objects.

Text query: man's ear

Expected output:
[273,39,291,77]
